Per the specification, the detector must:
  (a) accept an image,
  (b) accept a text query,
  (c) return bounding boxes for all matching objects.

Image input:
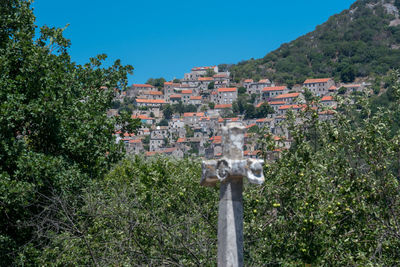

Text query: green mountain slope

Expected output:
[226,0,400,86]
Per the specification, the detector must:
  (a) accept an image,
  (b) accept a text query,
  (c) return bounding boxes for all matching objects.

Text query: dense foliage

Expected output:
[32,76,400,265]
[227,0,400,85]
[0,1,139,264]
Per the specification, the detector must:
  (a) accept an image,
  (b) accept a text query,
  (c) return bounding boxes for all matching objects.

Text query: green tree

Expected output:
[157,119,169,126]
[146,77,166,88]
[208,81,215,89]
[238,86,247,95]
[0,1,140,264]
[205,69,216,77]
[162,104,173,120]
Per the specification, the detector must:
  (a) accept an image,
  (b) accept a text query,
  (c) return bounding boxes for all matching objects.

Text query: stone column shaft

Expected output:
[218,178,243,267]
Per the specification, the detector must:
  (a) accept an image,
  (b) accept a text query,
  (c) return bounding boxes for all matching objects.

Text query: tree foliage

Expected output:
[0,1,140,264]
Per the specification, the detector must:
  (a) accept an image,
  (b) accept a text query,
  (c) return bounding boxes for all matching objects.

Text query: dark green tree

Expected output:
[0,1,140,264]
[162,104,173,120]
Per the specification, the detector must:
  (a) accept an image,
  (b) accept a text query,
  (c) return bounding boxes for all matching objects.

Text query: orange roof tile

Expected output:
[256,102,265,108]
[273,92,300,99]
[342,84,361,88]
[136,99,166,104]
[258,79,270,83]
[213,74,228,78]
[131,115,154,120]
[246,123,257,129]
[164,82,181,86]
[143,90,163,95]
[183,112,205,117]
[192,66,215,71]
[133,84,155,88]
[279,104,306,110]
[177,138,186,143]
[190,96,202,100]
[321,96,334,101]
[303,78,331,84]
[268,101,286,105]
[329,86,338,90]
[214,104,232,109]
[198,77,214,81]
[217,87,237,93]
[262,86,287,92]
[256,118,267,122]
[244,79,253,83]
[319,110,336,115]
[210,136,222,141]
[181,90,193,94]
[199,116,210,121]
[211,91,217,95]
[129,139,142,144]
[170,94,182,98]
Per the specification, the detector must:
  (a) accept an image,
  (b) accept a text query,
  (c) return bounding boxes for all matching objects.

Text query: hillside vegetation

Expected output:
[227,0,400,86]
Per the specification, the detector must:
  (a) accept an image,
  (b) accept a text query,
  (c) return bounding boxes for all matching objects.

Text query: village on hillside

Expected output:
[108,66,370,158]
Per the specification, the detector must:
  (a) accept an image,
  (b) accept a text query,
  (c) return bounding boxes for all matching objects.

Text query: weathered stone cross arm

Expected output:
[201,123,264,187]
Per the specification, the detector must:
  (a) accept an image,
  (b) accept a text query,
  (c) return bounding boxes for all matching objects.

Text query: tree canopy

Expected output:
[0,1,140,264]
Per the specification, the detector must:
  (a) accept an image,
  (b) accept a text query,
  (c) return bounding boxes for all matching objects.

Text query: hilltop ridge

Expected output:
[225,0,400,86]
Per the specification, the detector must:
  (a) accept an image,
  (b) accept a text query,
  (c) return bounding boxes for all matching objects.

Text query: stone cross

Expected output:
[201,122,265,267]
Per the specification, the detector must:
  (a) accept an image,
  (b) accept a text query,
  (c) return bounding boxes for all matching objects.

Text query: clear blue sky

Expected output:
[32,0,355,84]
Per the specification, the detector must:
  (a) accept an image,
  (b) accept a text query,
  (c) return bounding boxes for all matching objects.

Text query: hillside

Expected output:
[225,0,400,86]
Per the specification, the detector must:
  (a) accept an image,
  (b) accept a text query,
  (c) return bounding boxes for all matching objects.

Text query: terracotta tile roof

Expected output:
[143,90,163,95]
[244,79,253,83]
[273,92,300,99]
[183,112,205,117]
[192,66,215,71]
[342,84,361,88]
[199,117,210,121]
[181,90,193,94]
[268,101,286,105]
[244,150,260,156]
[164,82,181,86]
[319,110,336,115]
[190,96,202,100]
[279,104,306,110]
[329,86,338,90]
[198,77,214,81]
[136,99,166,104]
[246,123,257,129]
[256,118,267,122]
[262,86,287,92]
[210,136,222,144]
[177,138,186,143]
[217,87,237,93]
[226,117,239,122]
[131,115,153,120]
[210,136,221,141]
[129,139,142,144]
[170,94,182,98]
[145,151,157,156]
[215,104,232,109]
[258,79,271,83]
[256,102,265,108]
[211,91,217,95]
[133,84,155,88]
[123,132,135,137]
[213,74,229,78]
[303,78,331,84]
[321,96,334,101]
